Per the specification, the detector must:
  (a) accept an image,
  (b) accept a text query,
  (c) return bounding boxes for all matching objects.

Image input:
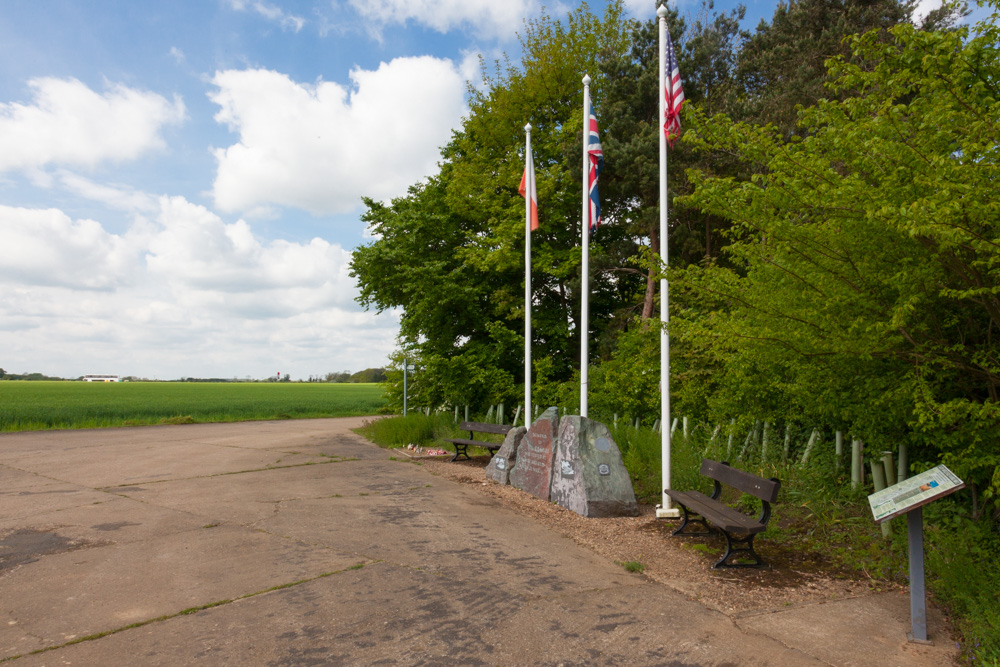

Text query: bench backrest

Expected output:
[459,421,512,435]
[701,459,780,503]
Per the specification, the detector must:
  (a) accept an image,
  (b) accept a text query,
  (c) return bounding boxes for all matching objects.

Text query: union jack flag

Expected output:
[587,102,604,234]
[664,29,685,146]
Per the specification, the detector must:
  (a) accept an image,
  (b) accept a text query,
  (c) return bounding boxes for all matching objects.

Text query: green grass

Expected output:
[356,412,458,448]
[618,560,646,573]
[0,381,386,432]
[356,412,510,459]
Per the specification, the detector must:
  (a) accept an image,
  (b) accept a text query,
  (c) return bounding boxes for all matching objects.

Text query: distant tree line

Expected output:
[0,369,387,383]
[0,370,67,381]
[306,368,388,383]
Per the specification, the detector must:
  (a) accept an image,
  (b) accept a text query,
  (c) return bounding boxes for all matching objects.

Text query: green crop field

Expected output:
[0,381,387,432]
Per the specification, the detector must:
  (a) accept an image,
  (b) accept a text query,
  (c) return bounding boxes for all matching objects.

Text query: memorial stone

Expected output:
[509,406,559,501]
[484,426,526,485]
[550,416,639,517]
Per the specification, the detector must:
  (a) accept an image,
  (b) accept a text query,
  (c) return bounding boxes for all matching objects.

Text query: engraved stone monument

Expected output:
[485,426,526,485]
[549,415,639,517]
[509,406,559,501]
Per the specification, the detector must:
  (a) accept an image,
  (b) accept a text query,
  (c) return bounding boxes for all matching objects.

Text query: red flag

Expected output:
[519,148,539,231]
[664,29,685,146]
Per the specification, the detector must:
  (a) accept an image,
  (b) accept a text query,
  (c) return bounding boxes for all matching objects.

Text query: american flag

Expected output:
[664,29,685,146]
[587,102,604,234]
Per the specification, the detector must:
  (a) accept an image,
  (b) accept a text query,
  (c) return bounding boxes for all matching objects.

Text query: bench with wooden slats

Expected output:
[443,421,513,462]
[664,459,781,568]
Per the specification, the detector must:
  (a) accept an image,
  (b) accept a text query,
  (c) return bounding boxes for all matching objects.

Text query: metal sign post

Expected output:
[868,464,965,643]
[403,359,414,417]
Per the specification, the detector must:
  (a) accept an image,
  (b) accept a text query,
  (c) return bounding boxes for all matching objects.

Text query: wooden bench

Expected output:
[664,459,781,568]
[443,421,513,462]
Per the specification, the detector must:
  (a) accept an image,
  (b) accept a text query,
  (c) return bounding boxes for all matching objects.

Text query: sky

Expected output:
[0,0,956,381]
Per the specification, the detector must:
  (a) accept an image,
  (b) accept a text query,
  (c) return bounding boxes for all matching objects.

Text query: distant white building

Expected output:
[83,374,120,382]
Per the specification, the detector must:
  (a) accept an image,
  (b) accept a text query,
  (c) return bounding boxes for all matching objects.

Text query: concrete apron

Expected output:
[0,418,955,666]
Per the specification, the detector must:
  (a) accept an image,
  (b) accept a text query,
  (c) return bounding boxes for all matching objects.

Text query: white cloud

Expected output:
[347,0,537,37]
[209,58,467,215]
[58,171,159,213]
[624,0,658,19]
[147,196,356,307]
[225,0,306,31]
[0,205,139,290]
[0,77,186,173]
[0,197,395,378]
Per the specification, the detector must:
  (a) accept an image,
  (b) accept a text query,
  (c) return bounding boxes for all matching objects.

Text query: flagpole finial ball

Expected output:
[525,123,531,133]
[657,4,668,17]
[582,74,591,86]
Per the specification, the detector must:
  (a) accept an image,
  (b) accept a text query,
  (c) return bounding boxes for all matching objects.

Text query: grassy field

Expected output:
[0,381,387,432]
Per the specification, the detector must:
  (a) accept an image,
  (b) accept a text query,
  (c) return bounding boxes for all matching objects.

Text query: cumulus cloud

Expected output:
[347,0,537,37]
[225,0,306,31]
[0,77,186,173]
[208,57,467,215]
[0,205,139,290]
[0,197,395,378]
[147,196,356,309]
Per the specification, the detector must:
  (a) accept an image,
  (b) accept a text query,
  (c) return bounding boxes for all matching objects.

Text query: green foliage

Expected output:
[0,382,385,431]
[675,12,1000,514]
[730,0,919,134]
[356,413,458,449]
[619,560,646,573]
[1,371,68,381]
[351,2,637,414]
[589,323,661,425]
[923,504,1000,663]
[349,368,387,383]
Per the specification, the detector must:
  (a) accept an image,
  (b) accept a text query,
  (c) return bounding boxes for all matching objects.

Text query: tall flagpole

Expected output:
[581,75,591,418]
[524,123,533,426]
[657,5,679,518]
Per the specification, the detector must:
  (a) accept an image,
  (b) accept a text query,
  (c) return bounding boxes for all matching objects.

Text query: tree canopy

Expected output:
[349,0,990,506]
[675,7,1000,510]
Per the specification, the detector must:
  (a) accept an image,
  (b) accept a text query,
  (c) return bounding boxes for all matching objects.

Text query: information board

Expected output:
[868,464,964,523]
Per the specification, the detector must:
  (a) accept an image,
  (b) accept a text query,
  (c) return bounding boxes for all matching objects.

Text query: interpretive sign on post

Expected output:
[868,464,964,644]
[868,464,964,523]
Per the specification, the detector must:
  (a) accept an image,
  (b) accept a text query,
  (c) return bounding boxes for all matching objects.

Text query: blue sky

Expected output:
[0,0,952,380]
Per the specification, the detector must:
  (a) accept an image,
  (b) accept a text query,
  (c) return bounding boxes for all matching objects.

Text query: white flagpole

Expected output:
[657,5,679,518]
[581,75,591,418]
[524,123,533,426]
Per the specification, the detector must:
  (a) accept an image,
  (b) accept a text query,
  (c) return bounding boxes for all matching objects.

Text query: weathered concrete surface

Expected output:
[0,418,957,666]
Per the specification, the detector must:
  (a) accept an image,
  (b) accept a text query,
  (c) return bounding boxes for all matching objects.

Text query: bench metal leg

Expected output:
[449,443,470,462]
[671,504,716,537]
[714,531,765,568]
